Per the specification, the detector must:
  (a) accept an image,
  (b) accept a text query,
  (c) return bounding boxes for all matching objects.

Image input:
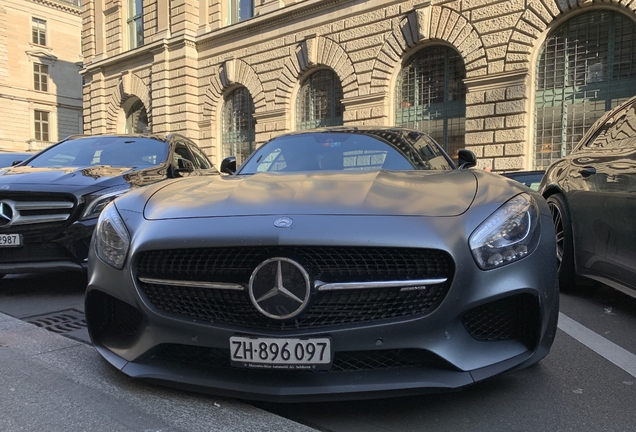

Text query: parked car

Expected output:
[502,170,545,191]
[0,152,33,168]
[86,126,559,401]
[540,95,636,296]
[0,134,218,278]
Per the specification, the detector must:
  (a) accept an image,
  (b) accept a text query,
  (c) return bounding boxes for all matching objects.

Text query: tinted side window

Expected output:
[173,142,196,165]
[585,101,636,150]
[188,144,216,171]
[411,135,453,170]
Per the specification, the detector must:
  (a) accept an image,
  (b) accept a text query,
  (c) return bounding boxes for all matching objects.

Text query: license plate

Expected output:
[230,336,332,370]
[0,234,21,247]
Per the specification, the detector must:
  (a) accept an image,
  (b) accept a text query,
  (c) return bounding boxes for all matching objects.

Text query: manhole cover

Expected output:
[23,309,87,334]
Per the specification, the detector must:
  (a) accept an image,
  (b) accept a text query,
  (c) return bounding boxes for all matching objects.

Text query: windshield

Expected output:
[239,132,451,174]
[25,136,169,168]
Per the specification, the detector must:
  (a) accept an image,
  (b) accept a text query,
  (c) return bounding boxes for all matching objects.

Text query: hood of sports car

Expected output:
[143,170,477,219]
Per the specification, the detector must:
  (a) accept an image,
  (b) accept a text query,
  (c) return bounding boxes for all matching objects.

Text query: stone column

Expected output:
[341,93,389,127]
[254,109,287,146]
[463,69,530,172]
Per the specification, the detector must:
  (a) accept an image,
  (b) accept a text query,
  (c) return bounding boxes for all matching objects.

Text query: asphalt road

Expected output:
[1,272,635,432]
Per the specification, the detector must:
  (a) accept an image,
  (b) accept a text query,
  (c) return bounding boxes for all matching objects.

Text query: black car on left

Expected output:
[0,134,219,278]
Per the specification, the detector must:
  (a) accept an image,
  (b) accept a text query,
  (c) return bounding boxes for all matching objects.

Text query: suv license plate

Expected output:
[230,336,332,370]
[0,234,21,247]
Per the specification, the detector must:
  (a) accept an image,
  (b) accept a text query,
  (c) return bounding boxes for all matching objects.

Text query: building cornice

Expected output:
[463,69,529,91]
[342,92,388,108]
[196,0,353,48]
[30,0,81,15]
[253,108,286,121]
[81,40,165,74]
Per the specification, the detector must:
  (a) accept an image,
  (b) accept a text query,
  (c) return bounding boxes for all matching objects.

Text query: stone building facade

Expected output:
[81,0,636,171]
[0,0,83,152]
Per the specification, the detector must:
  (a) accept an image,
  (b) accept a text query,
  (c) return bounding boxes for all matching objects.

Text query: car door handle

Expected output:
[579,167,596,177]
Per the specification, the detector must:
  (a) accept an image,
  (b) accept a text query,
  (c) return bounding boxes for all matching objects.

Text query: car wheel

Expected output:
[546,193,576,291]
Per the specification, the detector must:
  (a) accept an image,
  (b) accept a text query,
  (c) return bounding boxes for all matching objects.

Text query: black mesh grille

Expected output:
[138,282,448,330]
[136,246,453,330]
[85,291,144,347]
[0,242,73,263]
[137,246,452,283]
[151,344,453,372]
[461,294,539,345]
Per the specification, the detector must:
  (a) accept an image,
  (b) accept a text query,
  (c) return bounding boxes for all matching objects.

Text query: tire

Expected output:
[546,193,576,291]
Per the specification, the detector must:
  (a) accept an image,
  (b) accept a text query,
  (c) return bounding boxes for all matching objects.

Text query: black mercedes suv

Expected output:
[0,134,219,278]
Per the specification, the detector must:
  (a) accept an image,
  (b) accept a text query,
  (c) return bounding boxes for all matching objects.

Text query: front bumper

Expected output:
[0,219,96,274]
[86,212,559,402]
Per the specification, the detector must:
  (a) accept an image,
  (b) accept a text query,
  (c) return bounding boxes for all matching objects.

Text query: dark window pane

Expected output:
[534,11,636,168]
[222,87,255,163]
[295,70,344,130]
[395,46,466,160]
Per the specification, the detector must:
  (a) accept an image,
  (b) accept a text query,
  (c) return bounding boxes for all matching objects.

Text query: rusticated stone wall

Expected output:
[81,0,636,170]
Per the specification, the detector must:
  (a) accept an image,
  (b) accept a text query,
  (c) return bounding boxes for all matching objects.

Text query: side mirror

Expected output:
[220,156,237,174]
[175,158,195,174]
[457,149,477,169]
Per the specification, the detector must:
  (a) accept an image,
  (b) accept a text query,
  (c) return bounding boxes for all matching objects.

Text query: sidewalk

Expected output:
[0,312,317,432]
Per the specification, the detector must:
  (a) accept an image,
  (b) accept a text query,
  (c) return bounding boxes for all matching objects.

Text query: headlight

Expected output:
[469,193,540,270]
[80,185,130,220]
[94,202,130,269]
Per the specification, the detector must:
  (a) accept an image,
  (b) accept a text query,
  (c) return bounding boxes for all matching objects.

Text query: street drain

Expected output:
[23,309,87,335]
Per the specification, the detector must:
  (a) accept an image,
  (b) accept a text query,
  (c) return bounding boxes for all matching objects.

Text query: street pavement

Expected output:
[0,311,316,432]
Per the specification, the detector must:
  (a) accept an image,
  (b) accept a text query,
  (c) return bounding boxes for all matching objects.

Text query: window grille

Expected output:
[33,64,48,92]
[534,11,636,169]
[395,46,466,160]
[222,87,255,163]
[32,18,46,46]
[296,69,344,130]
[127,0,144,49]
[34,111,49,142]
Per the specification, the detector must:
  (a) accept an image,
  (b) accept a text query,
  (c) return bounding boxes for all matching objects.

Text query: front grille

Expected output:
[461,294,539,346]
[137,246,452,283]
[0,242,73,263]
[0,192,76,234]
[138,281,448,329]
[151,344,453,372]
[136,246,453,330]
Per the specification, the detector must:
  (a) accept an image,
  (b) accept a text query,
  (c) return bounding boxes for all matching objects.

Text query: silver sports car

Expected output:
[86,127,559,401]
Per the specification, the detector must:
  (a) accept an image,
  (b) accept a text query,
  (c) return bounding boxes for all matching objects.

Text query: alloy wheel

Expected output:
[548,201,564,267]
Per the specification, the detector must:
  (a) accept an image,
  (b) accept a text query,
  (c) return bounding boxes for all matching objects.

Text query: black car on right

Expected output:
[539,95,636,297]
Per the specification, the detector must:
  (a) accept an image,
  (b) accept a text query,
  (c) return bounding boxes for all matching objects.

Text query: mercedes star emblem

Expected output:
[0,201,14,226]
[248,257,311,320]
[273,217,293,228]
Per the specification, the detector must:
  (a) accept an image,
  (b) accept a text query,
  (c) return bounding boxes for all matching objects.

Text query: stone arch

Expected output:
[202,58,266,127]
[273,35,358,110]
[505,0,636,72]
[105,72,151,133]
[371,6,486,94]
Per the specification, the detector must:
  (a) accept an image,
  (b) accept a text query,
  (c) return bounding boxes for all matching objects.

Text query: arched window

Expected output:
[125,99,148,133]
[535,11,636,169]
[395,46,466,160]
[296,69,344,130]
[222,87,255,163]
